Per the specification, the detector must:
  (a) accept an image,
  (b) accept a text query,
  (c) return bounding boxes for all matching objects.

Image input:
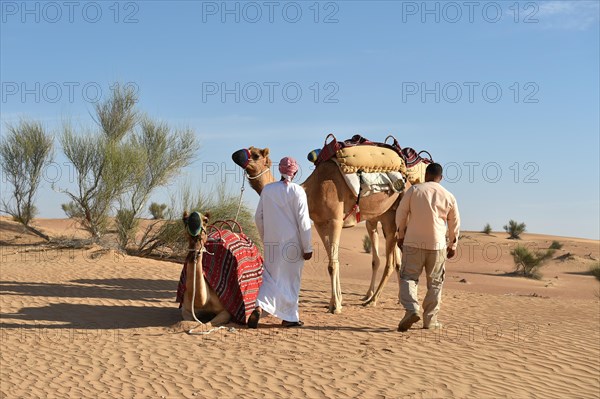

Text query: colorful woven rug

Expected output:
[176,226,263,324]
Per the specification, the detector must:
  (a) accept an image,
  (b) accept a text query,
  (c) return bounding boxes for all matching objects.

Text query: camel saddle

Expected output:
[314,134,406,173]
[401,148,433,184]
[176,220,263,324]
[310,134,433,184]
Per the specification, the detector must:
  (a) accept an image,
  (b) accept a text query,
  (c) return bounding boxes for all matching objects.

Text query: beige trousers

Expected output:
[400,246,446,325]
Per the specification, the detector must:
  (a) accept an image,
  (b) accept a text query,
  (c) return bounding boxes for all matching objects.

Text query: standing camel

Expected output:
[232,147,405,313]
[180,211,231,326]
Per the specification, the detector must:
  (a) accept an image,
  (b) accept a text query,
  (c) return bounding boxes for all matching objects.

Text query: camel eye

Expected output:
[252,154,259,160]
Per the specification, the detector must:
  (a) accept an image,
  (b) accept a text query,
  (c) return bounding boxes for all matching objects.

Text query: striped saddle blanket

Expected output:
[176,223,263,324]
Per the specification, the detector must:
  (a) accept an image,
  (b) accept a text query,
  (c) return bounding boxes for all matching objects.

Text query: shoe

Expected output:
[282,320,304,328]
[247,308,261,329]
[423,322,443,330]
[397,312,420,332]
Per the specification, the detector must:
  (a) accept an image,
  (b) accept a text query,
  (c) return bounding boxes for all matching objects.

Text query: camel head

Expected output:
[231,147,275,194]
[231,146,272,176]
[182,211,210,252]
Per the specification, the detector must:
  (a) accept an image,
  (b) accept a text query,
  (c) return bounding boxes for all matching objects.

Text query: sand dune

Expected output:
[1,217,599,398]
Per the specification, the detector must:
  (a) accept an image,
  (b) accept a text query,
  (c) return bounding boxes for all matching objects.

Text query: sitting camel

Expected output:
[232,146,407,313]
[180,211,231,326]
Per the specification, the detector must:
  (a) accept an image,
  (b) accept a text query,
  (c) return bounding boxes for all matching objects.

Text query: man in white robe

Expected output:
[248,157,312,328]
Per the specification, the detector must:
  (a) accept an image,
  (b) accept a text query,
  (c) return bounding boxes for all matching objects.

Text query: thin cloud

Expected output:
[537,1,599,30]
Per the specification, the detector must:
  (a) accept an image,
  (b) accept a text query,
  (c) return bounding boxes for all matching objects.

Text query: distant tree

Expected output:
[511,245,555,279]
[482,223,492,235]
[549,240,563,250]
[149,202,168,219]
[0,119,53,239]
[503,220,526,239]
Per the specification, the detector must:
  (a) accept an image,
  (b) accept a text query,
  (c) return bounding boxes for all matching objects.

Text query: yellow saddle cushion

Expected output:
[336,146,406,174]
[405,162,428,185]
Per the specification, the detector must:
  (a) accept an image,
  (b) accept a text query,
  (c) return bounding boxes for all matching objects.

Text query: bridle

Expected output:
[245,168,269,180]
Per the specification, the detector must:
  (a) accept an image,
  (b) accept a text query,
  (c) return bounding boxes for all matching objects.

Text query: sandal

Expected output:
[282,320,304,328]
[247,308,261,329]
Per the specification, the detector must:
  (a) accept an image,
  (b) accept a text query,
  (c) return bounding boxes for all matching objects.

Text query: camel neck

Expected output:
[248,169,276,194]
[189,249,208,306]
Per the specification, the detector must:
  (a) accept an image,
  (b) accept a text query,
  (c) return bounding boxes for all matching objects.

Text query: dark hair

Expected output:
[425,163,443,177]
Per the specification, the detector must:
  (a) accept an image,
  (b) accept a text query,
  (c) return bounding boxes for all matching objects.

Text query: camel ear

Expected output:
[203,212,210,225]
[182,211,189,226]
[261,148,270,158]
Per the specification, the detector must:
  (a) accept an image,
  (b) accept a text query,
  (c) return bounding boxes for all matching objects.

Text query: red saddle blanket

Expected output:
[176,225,263,324]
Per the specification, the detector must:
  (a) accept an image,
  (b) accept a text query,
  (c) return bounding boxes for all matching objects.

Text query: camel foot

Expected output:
[362,293,374,302]
[327,305,343,314]
[362,299,377,308]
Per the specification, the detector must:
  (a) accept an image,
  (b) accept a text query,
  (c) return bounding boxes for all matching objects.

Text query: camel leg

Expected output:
[330,220,344,314]
[207,310,231,327]
[395,246,402,304]
[316,220,343,314]
[363,212,397,307]
[363,219,380,301]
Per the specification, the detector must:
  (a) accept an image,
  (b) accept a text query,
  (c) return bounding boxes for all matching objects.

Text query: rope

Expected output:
[187,326,237,336]
[188,246,215,334]
[189,250,203,325]
[246,168,269,180]
[234,175,246,222]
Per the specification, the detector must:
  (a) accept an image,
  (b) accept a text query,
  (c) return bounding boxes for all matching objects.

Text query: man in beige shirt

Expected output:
[396,163,460,332]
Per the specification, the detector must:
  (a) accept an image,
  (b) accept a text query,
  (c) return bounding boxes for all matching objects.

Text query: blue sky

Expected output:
[1,1,599,239]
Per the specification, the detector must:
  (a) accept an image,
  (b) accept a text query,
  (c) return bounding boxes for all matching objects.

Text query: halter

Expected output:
[245,168,269,180]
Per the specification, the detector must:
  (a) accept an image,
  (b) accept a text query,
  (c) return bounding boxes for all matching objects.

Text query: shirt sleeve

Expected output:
[447,195,460,250]
[395,186,413,239]
[294,187,313,253]
[255,194,265,242]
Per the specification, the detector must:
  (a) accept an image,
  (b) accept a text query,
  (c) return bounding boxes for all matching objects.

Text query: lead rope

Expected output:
[234,174,247,222]
[188,246,237,336]
[188,246,217,335]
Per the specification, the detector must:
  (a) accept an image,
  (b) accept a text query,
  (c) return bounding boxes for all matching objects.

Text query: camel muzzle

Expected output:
[231,149,251,169]
[185,211,204,237]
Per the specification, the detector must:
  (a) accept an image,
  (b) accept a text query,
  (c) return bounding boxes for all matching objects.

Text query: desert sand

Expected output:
[1,217,599,398]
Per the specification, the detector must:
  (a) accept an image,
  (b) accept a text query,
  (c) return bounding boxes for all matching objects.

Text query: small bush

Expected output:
[511,245,555,279]
[482,223,492,235]
[149,202,167,219]
[363,234,372,253]
[504,220,526,239]
[115,208,138,249]
[549,240,563,250]
[590,262,600,281]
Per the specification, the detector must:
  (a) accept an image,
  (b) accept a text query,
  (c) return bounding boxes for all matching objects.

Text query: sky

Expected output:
[1,0,599,239]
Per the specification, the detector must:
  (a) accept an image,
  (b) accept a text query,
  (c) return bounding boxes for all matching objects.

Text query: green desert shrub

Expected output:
[0,120,53,228]
[61,202,84,219]
[115,208,138,250]
[136,183,259,258]
[363,234,372,253]
[149,202,168,219]
[60,85,138,238]
[504,220,526,239]
[549,240,563,250]
[511,245,555,279]
[482,223,492,235]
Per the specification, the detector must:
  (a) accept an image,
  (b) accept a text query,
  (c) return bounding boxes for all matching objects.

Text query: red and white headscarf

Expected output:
[278,156,299,183]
